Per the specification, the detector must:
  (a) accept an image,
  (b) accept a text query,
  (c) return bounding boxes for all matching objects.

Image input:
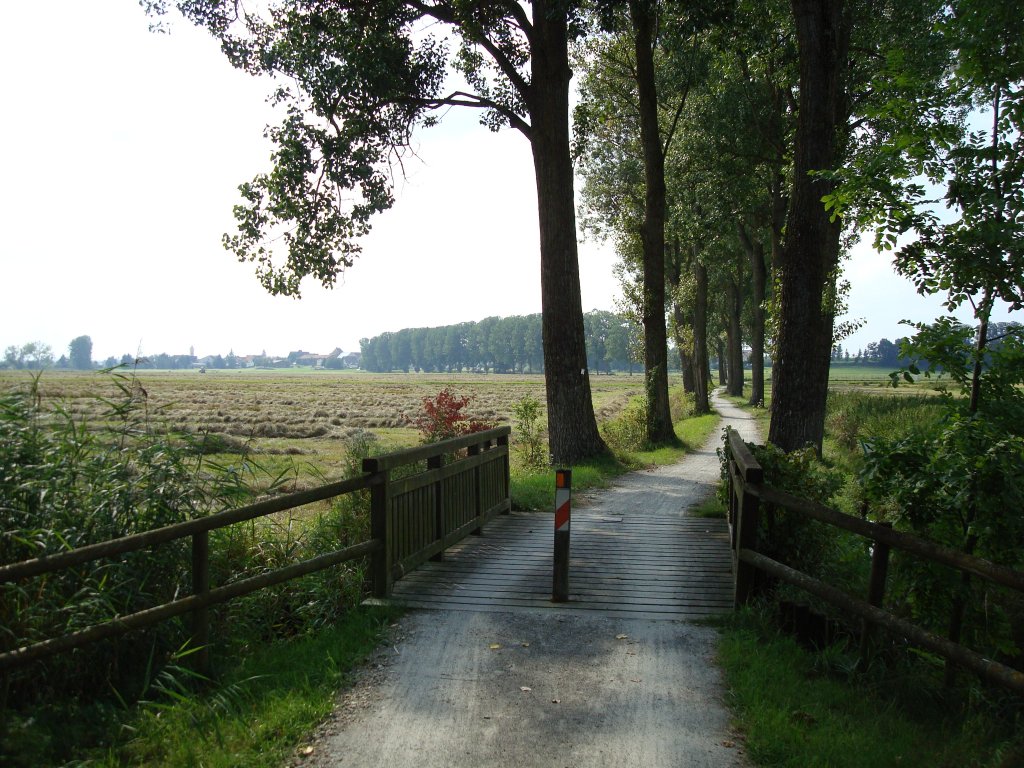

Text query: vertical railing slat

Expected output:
[191,530,211,677]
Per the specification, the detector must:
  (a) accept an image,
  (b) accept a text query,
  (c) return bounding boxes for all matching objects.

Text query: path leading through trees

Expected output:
[303,391,759,768]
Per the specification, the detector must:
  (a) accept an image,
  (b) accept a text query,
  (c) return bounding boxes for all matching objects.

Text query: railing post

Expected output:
[428,454,445,560]
[859,521,892,669]
[727,431,738,551]
[365,460,393,599]
[191,530,211,678]
[468,441,483,535]
[498,433,510,513]
[733,456,763,609]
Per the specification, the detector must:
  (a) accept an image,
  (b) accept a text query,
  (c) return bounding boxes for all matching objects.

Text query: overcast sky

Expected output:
[0,2,1012,363]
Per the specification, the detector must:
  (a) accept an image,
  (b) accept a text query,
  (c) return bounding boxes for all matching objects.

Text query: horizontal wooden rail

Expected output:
[362,427,510,472]
[385,445,509,496]
[0,540,381,671]
[739,549,1024,694]
[0,473,379,584]
[749,483,1024,594]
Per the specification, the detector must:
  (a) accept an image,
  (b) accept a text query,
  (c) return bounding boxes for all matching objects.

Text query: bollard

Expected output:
[552,468,571,602]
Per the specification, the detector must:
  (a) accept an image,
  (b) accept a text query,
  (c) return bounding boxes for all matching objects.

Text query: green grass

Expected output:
[717,609,1024,768]
[690,495,726,519]
[509,410,722,511]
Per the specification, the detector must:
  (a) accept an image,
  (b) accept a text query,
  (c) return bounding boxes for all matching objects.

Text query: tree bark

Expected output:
[768,0,849,453]
[717,337,727,385]
[727,267,744,398]
[630,0,675,444]
[969,289,993,415]
[673,304,696,393]
[667,239,695,394]
[738,222,767,407]
[693,257,710,414]
[530,3,607,464]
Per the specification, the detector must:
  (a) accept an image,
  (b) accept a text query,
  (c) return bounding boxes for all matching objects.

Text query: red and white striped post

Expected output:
[552,468,571,602]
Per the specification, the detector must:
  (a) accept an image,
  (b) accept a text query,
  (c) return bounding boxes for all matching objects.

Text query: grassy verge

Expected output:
[717,608,1023,767]
[509,408,721,511]
[2,605,401,767]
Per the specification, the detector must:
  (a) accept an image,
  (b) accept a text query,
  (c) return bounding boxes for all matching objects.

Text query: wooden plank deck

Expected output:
[390,508,734,621]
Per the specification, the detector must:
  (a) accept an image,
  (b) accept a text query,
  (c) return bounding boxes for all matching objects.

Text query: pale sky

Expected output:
[0,2,1011,363]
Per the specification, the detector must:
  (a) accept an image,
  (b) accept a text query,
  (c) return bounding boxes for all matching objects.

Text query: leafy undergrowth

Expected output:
[2,605,402,768]
[717,608,1024,768]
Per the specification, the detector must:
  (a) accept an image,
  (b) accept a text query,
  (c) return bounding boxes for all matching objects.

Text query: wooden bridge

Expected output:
[1,423,735,675]
[390,508,732,620]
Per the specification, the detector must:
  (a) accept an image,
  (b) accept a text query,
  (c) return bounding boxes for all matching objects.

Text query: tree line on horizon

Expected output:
[359,311,642,374]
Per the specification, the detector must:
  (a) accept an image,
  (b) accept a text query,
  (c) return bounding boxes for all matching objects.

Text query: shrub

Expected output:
[859,414,1024,665]
[0,374,218,704]
[511,394,547,468]
[669,388,695,423]
[600,397,649,453]
[412,387,494,444]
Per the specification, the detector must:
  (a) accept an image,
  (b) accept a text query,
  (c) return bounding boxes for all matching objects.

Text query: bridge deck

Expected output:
[390,508,734,621]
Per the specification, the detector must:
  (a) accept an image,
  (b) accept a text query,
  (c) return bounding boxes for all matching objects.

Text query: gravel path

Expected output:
[300,390,761,768]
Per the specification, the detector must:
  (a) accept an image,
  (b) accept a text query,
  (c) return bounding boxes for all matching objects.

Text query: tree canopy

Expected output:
[146,0,608,463]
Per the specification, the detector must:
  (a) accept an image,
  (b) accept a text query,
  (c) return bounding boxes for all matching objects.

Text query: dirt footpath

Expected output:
[300,391,759,768]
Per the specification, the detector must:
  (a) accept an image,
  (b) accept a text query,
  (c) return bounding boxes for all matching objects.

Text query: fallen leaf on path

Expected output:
[615,634,629,640]
[520,686,532,692]
[489,643,502,650]
[521,642,530,647]
[301,746,314,756]
[721,741,735,749]
[551,698,561,704]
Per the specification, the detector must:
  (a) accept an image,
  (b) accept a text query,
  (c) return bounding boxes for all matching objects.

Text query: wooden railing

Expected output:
[724,427,1024,694]
[365,427,511,598]
[0,426,510,673]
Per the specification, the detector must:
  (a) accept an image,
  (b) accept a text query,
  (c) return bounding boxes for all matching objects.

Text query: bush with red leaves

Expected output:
[413,387,494,444]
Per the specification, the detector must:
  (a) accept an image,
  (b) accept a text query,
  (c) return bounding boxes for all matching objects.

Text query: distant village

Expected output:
[0,339,363,372]
[190,348,363,371]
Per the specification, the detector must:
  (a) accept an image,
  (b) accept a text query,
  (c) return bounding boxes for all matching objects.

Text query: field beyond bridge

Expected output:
[0,369,651,481]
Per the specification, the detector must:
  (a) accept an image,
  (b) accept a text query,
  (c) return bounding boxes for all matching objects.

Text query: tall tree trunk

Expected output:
[667,239,695,394]
[674,308,696,393]
[768,168,787,397]
[530,3,606,464]
[768,0,849,453]
[727,276,744,397]
[693,257,710,414]
[738,222,767,407]
[717,337,727,385]
[969,289,993,415]
[630,0,675,444]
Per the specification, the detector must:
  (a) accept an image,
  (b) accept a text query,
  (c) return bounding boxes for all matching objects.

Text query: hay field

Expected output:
[1,369,644,480]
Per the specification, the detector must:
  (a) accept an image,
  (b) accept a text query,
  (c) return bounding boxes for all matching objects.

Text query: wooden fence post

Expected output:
[191,530,211,677]
[498,433,510,514]
[859,521,891,669]
[428,454,445,560]
[727,435,738,550]
[366,463,392,599]
[733,446,763,609]
[468,441,483,535]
